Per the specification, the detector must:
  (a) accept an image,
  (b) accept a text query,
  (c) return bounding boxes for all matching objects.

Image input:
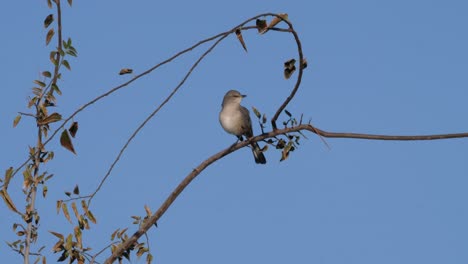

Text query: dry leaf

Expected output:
[256,19,267,34]
[284,59,296,79]
[235,28,248,52]
[60,130,76,154]
[268,13,289,29]
[119,68,133,75]
[69,121,78,138]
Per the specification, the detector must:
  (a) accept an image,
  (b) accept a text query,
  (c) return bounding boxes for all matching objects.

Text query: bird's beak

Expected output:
[241,94,247,98]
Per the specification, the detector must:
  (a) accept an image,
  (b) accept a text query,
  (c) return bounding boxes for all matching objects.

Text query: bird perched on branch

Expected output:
[219,90,267,164]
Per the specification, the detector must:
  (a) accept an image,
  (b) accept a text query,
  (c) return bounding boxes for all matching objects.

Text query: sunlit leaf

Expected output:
[74,226,82,249]
[71,202,79,219]
[0,190,19,213]
[42,185,48,198]
[44,14,54,28]
[144,204,152,217]
[146,253,153,264]
[13,115,21,128]
[46,28,54,46]
[119,68,133,75]
[62,203,72,224]
[60,130,76,154]
[49,230,64,240]
[268,13,289,29]
[251,106,261,119]
[235,28,248,52]
[80,200,89,214]
[86,210,97,224]
[38,112,62,125]
[34,80,46,87]
[65,234,73,250]
[69,122,78,137]
[56,200,63,214]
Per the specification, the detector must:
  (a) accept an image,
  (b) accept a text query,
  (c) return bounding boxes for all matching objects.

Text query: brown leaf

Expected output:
[44,14,54,28]
[13,115,21,128]
[62,203,72,224]
[49,230,64,240]
[144,205,152,217]
[301,58,308,69]
[56,200,63,214]
[0,190,19,213]
[46,28,54,46]
[69,122,78,138]
[235,28,248,52]
[86,210,97,224]
[60,130,76,154]
[71,202,79,219]
[38,112,62,125]
[284,59,296,79]
[119,68,133,75]
[256,19,268,34]
[268,13,289,29]
[73,184,79,195]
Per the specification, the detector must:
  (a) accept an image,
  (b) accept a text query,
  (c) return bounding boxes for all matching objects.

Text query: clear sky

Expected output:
[1,1,468,263]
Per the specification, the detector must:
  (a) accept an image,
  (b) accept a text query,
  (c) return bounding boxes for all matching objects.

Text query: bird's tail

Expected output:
[251,142,267,164]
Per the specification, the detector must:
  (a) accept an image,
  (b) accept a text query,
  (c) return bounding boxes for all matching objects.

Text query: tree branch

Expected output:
[103,123,468,263]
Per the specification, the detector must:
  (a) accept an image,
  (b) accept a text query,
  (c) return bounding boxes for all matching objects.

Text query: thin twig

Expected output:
[88,31,231,206]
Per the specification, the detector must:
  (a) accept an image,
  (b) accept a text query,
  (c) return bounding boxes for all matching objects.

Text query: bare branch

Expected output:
[104,123,468,263]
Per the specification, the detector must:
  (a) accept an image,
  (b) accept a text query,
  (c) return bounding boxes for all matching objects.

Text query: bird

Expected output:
[219,90,267,164]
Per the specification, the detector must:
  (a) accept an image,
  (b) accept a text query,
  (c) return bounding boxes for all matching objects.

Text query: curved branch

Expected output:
[103,123,468,263]
[270,16,304,130]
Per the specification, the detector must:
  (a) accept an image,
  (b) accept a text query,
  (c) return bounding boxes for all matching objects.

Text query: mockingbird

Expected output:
[219,90,267,164]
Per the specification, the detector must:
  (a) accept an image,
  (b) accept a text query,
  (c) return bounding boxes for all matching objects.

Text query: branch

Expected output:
[103,123,468,263]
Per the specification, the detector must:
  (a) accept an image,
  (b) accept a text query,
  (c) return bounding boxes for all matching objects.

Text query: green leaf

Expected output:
[3,167,13,187]
[42,185,48,198]
[42,71,52,78]
[46,28,54,46]
[44,14,54,28]
[52,83,62,95]
[13,114,21,127]
[62,60,71,70]
[60,130,76,154]
[252,106,261,119]
[34,80,46,87]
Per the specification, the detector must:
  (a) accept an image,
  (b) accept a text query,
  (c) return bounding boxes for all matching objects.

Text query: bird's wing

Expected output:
[240,106,254,138]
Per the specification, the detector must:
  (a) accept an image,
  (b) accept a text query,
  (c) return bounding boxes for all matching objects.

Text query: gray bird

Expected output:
[219,90,267,164]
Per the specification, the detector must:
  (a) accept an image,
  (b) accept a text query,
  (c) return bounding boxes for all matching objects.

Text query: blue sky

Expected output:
[1,1,468,263]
